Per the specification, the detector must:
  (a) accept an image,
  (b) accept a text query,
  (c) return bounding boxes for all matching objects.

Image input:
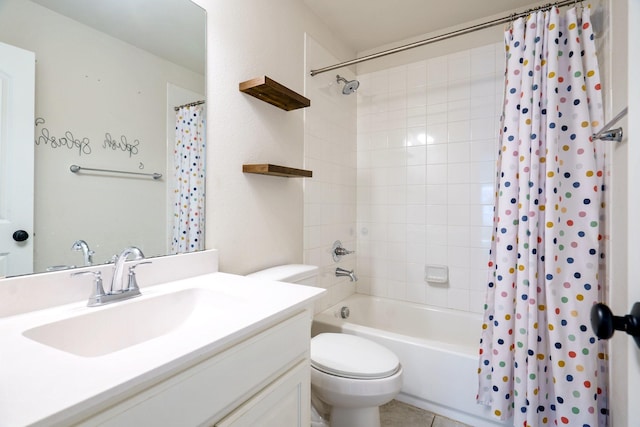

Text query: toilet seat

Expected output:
[311,333,400,380]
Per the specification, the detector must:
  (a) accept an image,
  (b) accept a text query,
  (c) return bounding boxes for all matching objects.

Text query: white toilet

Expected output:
[247,264,403,427]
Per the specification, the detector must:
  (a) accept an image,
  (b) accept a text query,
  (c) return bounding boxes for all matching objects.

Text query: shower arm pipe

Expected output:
[592,107,628,140]
[309,0,579,76]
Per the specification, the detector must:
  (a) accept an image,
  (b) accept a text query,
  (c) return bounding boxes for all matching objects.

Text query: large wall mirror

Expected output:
[0,0,206,277]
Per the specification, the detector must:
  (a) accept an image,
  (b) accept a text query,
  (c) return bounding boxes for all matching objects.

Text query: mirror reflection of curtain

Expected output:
[171,104,205,254]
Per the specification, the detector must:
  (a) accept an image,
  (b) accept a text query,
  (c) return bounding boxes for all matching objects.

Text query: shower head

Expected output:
[336,74,359,95]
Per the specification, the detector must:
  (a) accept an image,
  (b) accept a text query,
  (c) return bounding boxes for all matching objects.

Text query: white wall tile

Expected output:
[426,184,448,205]
[406,204,426,224]
[407,85,427,108]
[406,185,426,205]
[447,51,471,82]
[470,139,497,161]
[407,165,426,185]
[447,81,470,102]
[448,205,470,226]
[389,66,408,93]
[447,142,470,163]
[407,106,427,127]
[426,205,447,225]
[427,144,447,164]
[407,145,426,166]
[426,244,448,265]
[448,120,470,142]
[426,164,448,184]
[406,283,427,304]
[471,45,496,76]
[426,123,448,144]
[354,43,502,311]
[427,57,447,86]
[447,288,470,311]
[425,283,448,306]
[426,84,447,105]
[407,61,427,88]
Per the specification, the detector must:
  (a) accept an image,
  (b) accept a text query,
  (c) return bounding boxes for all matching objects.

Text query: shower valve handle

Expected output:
[332,240,355,262]
[590,302,640,349]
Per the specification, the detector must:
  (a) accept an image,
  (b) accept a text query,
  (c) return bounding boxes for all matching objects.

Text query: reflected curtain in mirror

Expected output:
[172,104,205,253]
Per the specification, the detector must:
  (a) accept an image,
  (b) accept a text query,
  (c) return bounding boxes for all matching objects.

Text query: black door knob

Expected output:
[12,230,29,242]
[590,302,640,349]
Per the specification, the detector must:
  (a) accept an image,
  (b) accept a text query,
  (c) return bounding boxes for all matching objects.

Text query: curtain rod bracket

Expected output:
[592,107,628,142]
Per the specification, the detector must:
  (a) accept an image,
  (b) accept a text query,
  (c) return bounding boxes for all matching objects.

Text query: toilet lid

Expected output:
[310,333,400,379]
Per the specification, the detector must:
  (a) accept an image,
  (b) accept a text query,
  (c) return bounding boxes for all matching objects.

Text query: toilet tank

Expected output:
[247,264,319,286]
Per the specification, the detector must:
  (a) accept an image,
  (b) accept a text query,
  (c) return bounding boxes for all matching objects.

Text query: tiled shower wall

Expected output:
[304,35,358,312]
[355,42,504,314]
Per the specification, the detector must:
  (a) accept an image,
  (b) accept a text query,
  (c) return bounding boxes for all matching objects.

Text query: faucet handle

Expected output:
[125,261,152,292]
[71,270,106,305]
[334,247,354,256]
[332,240,355,262]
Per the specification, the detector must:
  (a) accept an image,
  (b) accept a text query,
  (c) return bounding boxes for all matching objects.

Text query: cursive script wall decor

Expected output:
[35,117,142,158]
[34,118,92,155]
[103,133,139,157]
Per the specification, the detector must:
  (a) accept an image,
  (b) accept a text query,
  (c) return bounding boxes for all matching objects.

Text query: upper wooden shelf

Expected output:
[243,164,313,178]
[239,76,310,111]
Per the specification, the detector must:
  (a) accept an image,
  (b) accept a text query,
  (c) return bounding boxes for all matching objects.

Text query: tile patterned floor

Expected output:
[380,400,471,427]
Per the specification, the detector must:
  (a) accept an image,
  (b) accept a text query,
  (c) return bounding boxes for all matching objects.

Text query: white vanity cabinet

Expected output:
[76,310,312,427]
[215,360,309,427]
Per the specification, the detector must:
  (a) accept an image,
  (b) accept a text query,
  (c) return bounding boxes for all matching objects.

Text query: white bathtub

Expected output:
[312,294,509,427]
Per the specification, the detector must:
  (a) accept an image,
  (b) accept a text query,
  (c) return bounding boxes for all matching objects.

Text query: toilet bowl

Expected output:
[247,264,403,427]
[311,333,403,427]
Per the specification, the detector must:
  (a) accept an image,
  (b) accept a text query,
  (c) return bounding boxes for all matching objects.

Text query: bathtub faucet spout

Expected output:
[336,267,358,282]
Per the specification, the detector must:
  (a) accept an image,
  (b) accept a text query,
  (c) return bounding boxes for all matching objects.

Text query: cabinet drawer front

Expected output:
[82,310,311,427]
[215,360,310,427]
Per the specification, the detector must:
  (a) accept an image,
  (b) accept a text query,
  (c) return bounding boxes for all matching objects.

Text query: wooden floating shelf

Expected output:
[239,76,310,111]
[243,164,313,178]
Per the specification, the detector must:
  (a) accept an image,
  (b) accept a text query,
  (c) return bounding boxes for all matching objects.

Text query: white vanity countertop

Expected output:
[0,272,324,426]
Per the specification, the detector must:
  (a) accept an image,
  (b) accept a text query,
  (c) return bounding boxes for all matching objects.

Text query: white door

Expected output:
[0,42,35,277]
[628,1,640,422]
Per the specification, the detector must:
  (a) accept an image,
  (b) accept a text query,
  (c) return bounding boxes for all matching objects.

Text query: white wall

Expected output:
[0,0,205,271]
[200,0,354,274]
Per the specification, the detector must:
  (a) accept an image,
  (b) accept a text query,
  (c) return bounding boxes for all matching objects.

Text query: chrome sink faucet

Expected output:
[111,246,145,294]
[71,240,94,266]
[71,246,149,307]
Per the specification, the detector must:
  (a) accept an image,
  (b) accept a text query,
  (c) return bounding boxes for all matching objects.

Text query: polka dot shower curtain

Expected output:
[477,6,608,427]
[172,104,205,253]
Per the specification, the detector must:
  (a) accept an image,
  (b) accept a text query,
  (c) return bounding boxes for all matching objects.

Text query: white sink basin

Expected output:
[22,288,236,357]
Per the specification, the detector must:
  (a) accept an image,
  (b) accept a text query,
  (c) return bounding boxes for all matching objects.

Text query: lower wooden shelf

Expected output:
[242,164,312,178]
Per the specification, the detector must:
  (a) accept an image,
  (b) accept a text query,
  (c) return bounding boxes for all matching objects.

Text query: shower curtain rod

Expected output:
[309,0,579,76]
[174,100,205,111]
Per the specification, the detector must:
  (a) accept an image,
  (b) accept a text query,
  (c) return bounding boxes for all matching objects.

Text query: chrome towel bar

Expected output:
[69,164,162,180]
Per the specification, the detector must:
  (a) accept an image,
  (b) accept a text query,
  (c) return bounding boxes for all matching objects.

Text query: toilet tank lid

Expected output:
[247,264,319,283]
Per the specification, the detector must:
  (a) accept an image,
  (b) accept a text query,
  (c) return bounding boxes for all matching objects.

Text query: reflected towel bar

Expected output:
[70,165,162,180]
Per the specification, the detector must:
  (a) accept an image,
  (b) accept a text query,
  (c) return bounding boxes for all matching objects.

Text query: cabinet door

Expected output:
[215,361,310,427]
